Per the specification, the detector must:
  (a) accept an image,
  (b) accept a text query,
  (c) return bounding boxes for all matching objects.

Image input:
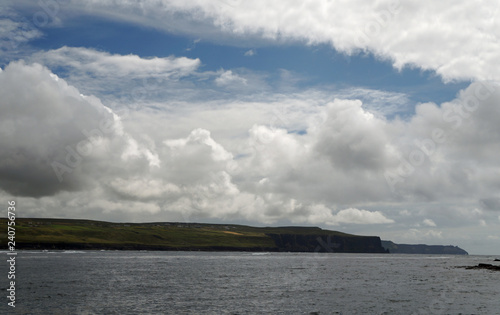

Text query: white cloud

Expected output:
[26,46,206,106]
[423,219,436,227]
[314,99,399,171]
[215,69,247,86]
[33,46,201,78]
[0,61,164,198]
[0,61,112,195]
[0,61,248,220]
[402,228,443,241]
[244,49,256,56]
[329,208,394,225]
[164,128,234,163]
[109,178,180,200]
[279,204,394,226]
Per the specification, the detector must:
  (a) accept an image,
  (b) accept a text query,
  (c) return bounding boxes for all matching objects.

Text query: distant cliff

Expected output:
[268,234,387,253]
[0,218,386,253]
[381,240,468,255]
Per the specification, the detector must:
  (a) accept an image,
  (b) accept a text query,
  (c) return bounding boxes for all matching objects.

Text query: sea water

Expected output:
[1,251,499,314]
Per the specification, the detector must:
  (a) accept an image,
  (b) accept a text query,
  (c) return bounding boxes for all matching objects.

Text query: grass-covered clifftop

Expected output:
[0,218,387,253]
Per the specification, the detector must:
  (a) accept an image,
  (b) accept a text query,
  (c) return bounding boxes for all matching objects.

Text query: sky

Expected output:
[1,0,500,255]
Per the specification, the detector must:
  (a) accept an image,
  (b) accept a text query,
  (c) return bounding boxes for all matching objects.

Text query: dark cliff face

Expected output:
[381,241,468,255]
[267,234,387,253]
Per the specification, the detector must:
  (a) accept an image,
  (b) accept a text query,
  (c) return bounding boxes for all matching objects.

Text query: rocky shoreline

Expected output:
[461,261,500,271]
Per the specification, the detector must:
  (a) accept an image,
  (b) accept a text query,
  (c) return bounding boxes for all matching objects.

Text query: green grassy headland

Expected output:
[0,218,383,252]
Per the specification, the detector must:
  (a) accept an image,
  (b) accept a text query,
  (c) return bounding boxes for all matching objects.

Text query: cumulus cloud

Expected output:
[108,178,180,200]
[0,61,157,196]
[403,228,443,241]
[384,81,500,199]
[242,98,402,206]
[329,208,394,225]
[0,61,403,225]
[423,219,436,227]
[0,61,248,220]
[215,69,247,87]
[314,99,398,171]
[244,49,256,56]
[162,128,236,185]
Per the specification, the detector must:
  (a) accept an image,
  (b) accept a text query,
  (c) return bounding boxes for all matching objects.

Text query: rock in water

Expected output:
[465,263,500,271]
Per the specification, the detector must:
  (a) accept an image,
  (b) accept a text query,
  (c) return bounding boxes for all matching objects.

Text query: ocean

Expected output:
[2,251,500,314]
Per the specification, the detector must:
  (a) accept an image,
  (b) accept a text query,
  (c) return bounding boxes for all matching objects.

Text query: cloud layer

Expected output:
[0,61,399,226]
[36,0,500,83]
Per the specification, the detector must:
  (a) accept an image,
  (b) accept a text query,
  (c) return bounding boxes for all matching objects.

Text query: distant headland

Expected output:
[381,240,468,255]
[0,218,467,255]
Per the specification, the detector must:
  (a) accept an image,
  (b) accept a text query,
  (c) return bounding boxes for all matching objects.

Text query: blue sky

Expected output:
[1,0,500,254]
[23,12,468,107]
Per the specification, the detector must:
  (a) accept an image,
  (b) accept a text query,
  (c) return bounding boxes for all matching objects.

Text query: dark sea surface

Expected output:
[2,251,500,314]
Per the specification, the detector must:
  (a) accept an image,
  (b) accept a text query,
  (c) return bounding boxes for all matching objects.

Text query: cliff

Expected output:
[381,240,468,255]
[0,218,386,253]
[268,233,387,253]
